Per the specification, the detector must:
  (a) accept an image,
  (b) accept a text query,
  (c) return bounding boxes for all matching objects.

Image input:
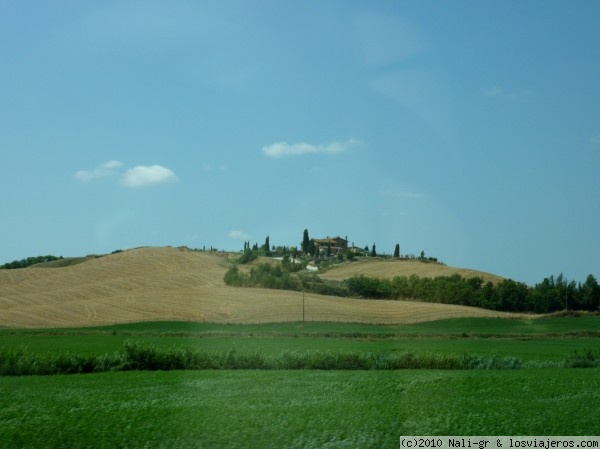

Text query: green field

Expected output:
[1,317,599,448]
[0,369,598,448]
[1,317,598,363]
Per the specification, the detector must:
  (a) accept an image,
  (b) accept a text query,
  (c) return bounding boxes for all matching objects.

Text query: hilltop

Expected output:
[0,247,521,328]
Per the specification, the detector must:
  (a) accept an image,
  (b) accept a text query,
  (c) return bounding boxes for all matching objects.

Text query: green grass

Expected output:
[0,369,598,448]
[4,333,597,364]
[2,316,598,337]
[1,317,598,363]
[1,317,598,447]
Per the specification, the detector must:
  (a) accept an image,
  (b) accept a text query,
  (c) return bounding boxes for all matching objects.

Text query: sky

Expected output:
[1,1,599,285]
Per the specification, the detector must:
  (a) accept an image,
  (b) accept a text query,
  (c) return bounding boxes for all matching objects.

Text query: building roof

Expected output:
[314,236,348,245]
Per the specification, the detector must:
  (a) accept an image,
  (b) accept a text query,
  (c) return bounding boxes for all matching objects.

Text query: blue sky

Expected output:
[1,1,599,285]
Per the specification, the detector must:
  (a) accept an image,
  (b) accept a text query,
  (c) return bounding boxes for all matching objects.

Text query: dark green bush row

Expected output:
[0,347,126,376]
[2,341,597,376]
[98,342,529,371]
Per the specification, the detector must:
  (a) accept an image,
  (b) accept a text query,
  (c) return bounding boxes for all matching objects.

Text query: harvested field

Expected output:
[0,247,518,328]
[320,258,504,283]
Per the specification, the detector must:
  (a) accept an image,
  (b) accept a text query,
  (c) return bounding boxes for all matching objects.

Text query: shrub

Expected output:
[224,266,245,286]
[238,250,258,264]
[564,349,600,368]
[460,353,523,370]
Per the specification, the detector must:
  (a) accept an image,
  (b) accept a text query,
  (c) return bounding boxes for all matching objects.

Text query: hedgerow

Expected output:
[2,341,597,376]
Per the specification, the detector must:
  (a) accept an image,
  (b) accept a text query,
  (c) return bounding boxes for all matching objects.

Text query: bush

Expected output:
[345,275,391,299]
[224,266,245,286]
[563,349,600,368]
[0,343,538,376]
[460,353,523,370]
[238,250,258,264]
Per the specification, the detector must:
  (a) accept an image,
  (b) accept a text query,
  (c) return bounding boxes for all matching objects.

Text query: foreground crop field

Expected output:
[1,317,599,448]
[1,369,598,448]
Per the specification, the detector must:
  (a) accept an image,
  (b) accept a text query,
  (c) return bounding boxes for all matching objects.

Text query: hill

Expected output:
[320,258,504,284]
[0,247,521,328]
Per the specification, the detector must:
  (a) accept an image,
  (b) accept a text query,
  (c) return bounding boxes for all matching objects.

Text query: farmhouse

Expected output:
[314,236,348,255]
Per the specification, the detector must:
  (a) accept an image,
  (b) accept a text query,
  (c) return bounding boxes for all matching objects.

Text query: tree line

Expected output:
[345,273,600,313]
[0,255,63,269]
[224,262,600,313]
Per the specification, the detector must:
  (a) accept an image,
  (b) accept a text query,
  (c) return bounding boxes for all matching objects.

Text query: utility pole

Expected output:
[302,288,305,326]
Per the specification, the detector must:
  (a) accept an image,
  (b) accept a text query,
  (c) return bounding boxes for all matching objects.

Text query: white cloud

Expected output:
[262,139,360,158]
[75,160,122,182]
[121,165,178,188]
[229,230,249,240]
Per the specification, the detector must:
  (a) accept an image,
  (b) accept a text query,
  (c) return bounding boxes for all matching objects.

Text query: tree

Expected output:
[393,244,400,258]
[308,239,316,257]
[531,276,562,313]
[263,236,270,253]
[580,274,600,311]
[302,229,310,254]
[371,244,376,257]
[492,279,529,312]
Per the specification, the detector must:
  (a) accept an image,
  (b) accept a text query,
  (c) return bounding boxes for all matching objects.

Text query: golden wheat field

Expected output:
[0,247,518,328]
[320,258,504,283]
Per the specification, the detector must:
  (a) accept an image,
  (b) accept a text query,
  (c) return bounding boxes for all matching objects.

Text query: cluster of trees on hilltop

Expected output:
[238,229,437,264]
[0,255,63,269]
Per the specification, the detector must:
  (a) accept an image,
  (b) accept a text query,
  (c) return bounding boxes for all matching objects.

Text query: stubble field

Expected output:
[0,247,519,328]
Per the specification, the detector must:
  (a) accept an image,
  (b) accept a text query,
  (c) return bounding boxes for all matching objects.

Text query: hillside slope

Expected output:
[320,259,504,284]
[0,247,518,328]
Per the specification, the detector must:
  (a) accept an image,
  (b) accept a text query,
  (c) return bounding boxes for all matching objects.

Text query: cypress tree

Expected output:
[302,229,310,254]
